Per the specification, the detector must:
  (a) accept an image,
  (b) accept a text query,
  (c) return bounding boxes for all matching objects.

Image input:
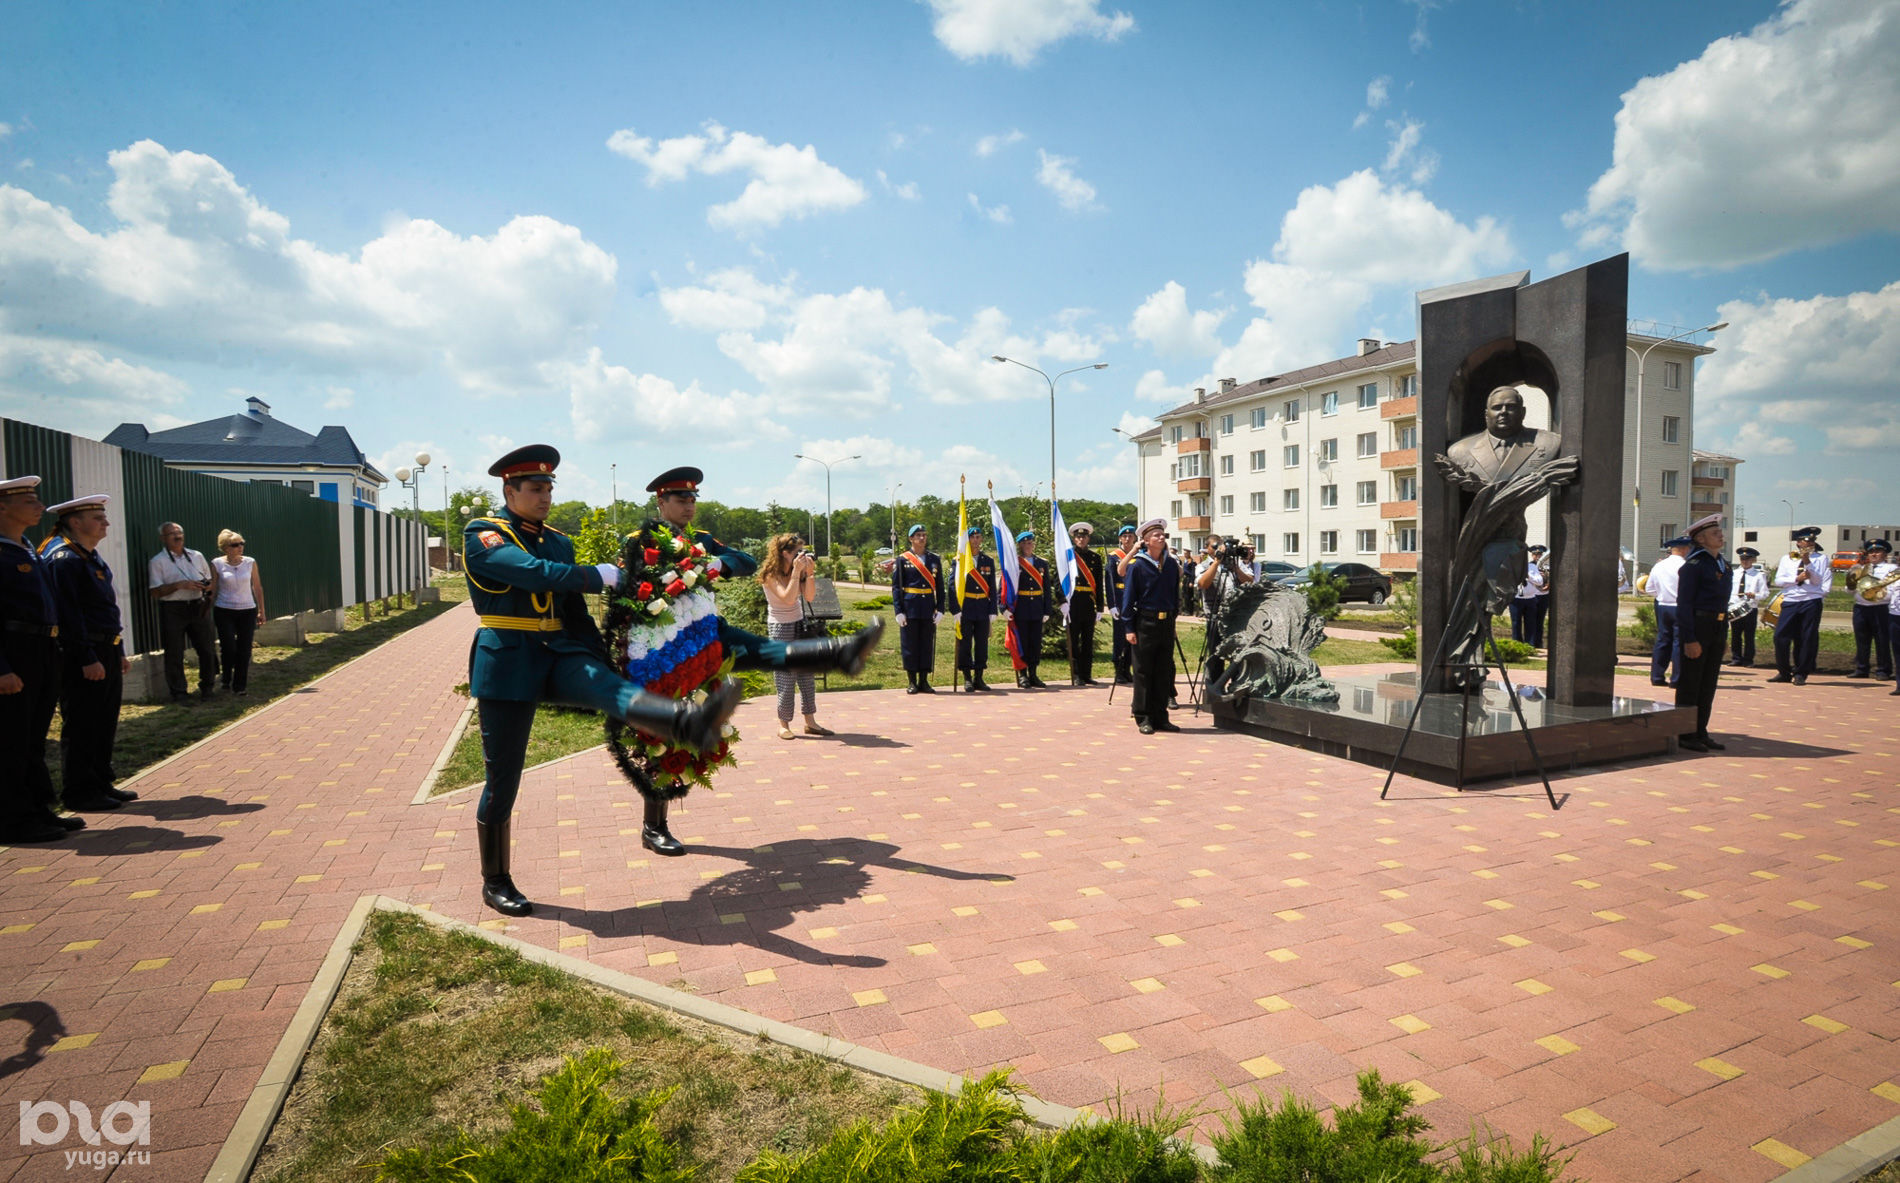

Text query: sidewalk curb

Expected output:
[1771,1116,1900,1183]
[413,699,478,804]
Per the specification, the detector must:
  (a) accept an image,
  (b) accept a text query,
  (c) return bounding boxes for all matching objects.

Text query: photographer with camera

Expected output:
[1196,535,1256,691]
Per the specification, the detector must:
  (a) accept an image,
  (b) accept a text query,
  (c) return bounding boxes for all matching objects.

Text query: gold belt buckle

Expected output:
[1157,611,1169,620]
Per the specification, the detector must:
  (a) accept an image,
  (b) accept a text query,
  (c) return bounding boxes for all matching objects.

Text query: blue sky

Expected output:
[3,0,1896,528]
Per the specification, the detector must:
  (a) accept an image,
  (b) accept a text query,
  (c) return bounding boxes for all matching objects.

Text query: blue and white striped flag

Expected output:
[1050,498,1076,618]
[988,490,1019,612]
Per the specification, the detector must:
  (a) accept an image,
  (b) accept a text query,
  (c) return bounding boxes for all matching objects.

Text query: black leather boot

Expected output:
[781,617,886,675]
[617,679,742,753]
[477,821,532,917]
[642,796,685,856]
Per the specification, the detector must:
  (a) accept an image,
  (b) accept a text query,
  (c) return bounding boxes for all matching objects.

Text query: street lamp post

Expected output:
[888,480,902,549]
[391,451,431,586]
[1780,498,1799,546]
[1628,321,1726,566]
[992,357,1107,539]
[793,451,861,558]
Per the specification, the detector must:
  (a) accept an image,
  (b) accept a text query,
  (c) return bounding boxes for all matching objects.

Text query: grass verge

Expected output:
[250,909,910,1183]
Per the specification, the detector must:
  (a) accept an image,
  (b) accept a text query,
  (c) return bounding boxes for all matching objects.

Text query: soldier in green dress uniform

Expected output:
[465,445,740,917]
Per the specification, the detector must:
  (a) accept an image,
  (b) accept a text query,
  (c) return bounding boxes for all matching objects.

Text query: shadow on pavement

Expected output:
[0,1001,65,1080]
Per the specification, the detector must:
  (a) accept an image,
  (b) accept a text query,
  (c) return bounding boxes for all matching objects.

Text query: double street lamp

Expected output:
[392,451,431,586]
[794,451,861,558]
[991,357,1107,538]
[1629,321,1726,566]
[888,480,903,549]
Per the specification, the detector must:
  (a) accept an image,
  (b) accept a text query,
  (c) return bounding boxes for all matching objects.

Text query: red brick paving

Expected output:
[1,604,1896,1181]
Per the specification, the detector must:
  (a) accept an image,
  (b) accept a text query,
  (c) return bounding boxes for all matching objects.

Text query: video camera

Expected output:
[1209,537,1254,565]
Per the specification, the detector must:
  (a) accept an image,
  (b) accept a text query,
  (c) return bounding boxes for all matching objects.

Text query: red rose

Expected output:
[644,547,660,565]
[692,544,705,556]
[666,579,686,596]
[705,567,720,582]
[677,557,692,570]
[638,581,653,598]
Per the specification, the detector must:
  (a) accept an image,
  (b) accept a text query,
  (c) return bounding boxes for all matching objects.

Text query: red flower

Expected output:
[676,557,693,570]
[705,567,720,582]
[692,544,705,556]
[638,581,653,598]
[644,547,660,565]
[666,579,686,597]
[660,751,691,776]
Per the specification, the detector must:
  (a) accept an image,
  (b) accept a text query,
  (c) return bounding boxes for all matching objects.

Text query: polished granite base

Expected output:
[1210,671,1695,786]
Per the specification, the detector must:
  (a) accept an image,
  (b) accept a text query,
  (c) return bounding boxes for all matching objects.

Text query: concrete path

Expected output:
[1,600,1896,1181]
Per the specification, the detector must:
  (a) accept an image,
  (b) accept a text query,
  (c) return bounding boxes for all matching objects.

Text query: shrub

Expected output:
[1490,637,1537,663]
[1387,577,1419,630]
[857,594,893,610]
[1301,563,1343,622]
[1633,603,1657,644]
[1021,1095,1202,1183]
[375,1049,692,1183]
[718,579,768,636]
[1380,631,1418,660]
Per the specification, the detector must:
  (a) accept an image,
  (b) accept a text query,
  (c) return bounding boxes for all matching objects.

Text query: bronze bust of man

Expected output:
[1445,386,1562,489]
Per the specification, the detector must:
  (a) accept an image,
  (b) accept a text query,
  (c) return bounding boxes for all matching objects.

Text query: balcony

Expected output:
[1691,476,1724,489]
[1691,501,1723,516]
[1176,476,1212,494]
[1380,552,1419,571]
[1380,448,1418,469]
[1380,500,1419,520]
[1380,396,1418,420]
[1176,436,1211,454]
[1176,515,1211,532]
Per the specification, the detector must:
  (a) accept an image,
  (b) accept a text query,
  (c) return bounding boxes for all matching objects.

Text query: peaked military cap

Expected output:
[1663,536,1692,549]
[1528,544,1547,554]
[1736,547,1759,559]
[1867,539,1892,554]
[1687,512,1724,537]
[647,466,703,495]
[47,494,110,516]
[1792,525,1822,541]
[488,444,560,480]
[0,475,41,495]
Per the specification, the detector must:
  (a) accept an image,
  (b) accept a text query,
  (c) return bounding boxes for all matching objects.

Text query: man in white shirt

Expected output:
[147,522,219,703]
[1888,548,1900,697]
[1646,536,1690,687]
[1726,547,1770,667]
[1850,539,1895,680]
[1768,526,1833,686]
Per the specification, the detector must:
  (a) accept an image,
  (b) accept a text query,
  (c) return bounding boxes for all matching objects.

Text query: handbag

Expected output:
[796,599,826,640]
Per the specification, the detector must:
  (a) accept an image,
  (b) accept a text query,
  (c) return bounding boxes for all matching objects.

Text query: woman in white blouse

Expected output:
[212,529,266,695]
[761,532,830,740]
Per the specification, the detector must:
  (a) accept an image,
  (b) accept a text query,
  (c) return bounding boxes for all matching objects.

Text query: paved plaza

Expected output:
[1,601,1896,1181]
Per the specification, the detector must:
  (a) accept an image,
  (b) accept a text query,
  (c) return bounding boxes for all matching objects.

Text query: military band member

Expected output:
[1850,538,1894,680]
[954,525,998,691]
[1511,544,1548,649]
[1013,530,1052,689]
[1888,553,1900,697]
[1647,536,1690,686]
[1107,523,1136,684]
[1727,547,1768,667]
[1673,514,1731,753]
[45,495,138,812]
[1065,522,1105,686]
[1769,526,1831,685]
[1121,518,1181,734]
[464,446,741,916]
[892,524,945,694]
[0,477,84,844]
[1532,544,1553,640]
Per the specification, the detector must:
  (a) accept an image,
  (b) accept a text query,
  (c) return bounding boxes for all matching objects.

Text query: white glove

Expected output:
[595,564,621,589]
[1001,609,1012,621]
[1110,607,1119,620]
[933,612,943,625]
[707,557,723,575]
[896,613,907,625]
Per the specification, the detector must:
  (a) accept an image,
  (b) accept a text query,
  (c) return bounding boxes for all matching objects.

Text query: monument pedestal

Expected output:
[1211,671,1692,787]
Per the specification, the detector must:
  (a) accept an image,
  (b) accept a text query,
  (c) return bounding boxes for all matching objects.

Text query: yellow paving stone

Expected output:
[257,919,290,930]
[1472,869,1499,880]
[1751,870,1779,880]
[1483,899,1513,910]
[970,1010,1007,1029]
[744,968,777,986]
[1154,934,1185,947]
[1384,921,1415,934]
[1390,1014,1431,1035]
[0,923,33,934]
[208,977,248,993]
[1239,1054,1284,1078]
[68,876,99,886]
[1790,900,1820,911]
[1754,963,1791,979]
[1753,1140,1810,1169]
[1679,888,1708,900]
[1621,949,1656,963]
[1268,948,1299,963]
[951,905,979,917]
[478,919,506,931]
[561,887,586,898]
[128,890,159,900]
[1388,963,1423,979]
[908,943,938,956]
[233,862,263,871]
[1099,1032,1139,1054]
[1650,861,1678,871]
[862,893,887,904]
[190,903,222,914]
[1536,1035,1580,1055]
[647,951,677,966]
[1048,919,1077,932]
[1803,1014,1849,1034]
[1564,1108,1616,1136]
[1174,898,1202,909]
[1499,934,1531,948]
[558,936,586,950]
[293,874,321,884]
[49,1033,98,1052]
[1592,910,1625,922]
[1696,1057,1744,1080]
[1256,995,1293,1013]
[1011,960,1048,976]
[807,926,838,939]
[1712,923,1744,935]
[1860,881,1888,890]
[1079,886,1105,895]
[1378,859,1403,869]
[61,940,99,952]
[1402,1080,1442,1104]
[131,958,171,972]
[1380,888,1409,900]
[1655,996,1695,1014]
[1837,935,1874,949]
[1873,1082,1900,1105]
[1516,979,1553,995]
[138,1060,189,1083]
[1131,978,1165,994]
[852,989,886,1007]
[1553,852,1579,862]
[1273,909,1303,922]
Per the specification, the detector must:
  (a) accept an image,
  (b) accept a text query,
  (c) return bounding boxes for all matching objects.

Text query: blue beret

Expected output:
[907,524,926,537]
[967,525,982,537]
[1015,530,1035,543]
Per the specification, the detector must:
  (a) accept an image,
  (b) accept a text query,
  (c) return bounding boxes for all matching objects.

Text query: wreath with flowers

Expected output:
[601,520,740,800]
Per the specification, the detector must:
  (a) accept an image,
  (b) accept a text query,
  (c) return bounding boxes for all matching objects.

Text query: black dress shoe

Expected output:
[104,787,138,802]
[1698,735,1727,751]
[1849,671,1869,679]
[906,683,919,695]
[1890,687,1900,696]
[1793,674,1807,686]
[62,794,123,812]
[481,876,533,917]
[1028,676,1049,688]
[0,821,70,844]
[642,825,686,857]
[53,814,86,832]
[1137,721,1156,735]
[1650,679,1668,687]
[918,681,936,693]
[1766,674,1793,683]
[1155,720,1182,732]
[1677,737,1710,753]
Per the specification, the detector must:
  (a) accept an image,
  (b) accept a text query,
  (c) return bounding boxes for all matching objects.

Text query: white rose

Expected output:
[647,599,667,615]
[680,569,698,588]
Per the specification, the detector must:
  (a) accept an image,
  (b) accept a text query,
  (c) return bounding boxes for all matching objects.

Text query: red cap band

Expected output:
[654,479,697,493]
[500,461,555,479]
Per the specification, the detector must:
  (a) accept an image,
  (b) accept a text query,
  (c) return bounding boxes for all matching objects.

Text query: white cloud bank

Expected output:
[929,0,1135,66]
[606,122,867,232]
[1129,282,1229,358]
[1571,0,1900,270]
[1036,149,1100,212]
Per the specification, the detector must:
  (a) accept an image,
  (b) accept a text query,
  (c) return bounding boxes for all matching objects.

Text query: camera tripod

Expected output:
[1106,619,1204,714]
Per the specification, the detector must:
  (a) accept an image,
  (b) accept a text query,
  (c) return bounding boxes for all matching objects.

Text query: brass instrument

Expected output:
[1760,591,1783,628]
[1635,572,1649,594]
[1858,568,1900,605]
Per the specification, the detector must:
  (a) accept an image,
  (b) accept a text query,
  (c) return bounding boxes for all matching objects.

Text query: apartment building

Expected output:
[1129,329,1715,575]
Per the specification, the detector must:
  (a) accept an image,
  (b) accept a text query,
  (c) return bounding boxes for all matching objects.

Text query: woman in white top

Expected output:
[761,532,828,740]
[212,529,266,695]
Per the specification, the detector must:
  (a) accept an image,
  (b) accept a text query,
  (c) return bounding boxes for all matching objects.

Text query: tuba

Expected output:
[1858,569,1900,605]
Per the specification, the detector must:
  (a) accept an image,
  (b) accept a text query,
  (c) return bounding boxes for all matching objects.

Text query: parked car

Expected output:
[1255,560,1302,583]
[1831,550,1864,571]
[1277,561,1394,604]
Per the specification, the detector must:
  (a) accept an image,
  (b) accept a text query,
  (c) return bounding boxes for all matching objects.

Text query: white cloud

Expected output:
[967,192,1013,224]
[606,122,867,233]
[1133,368,1194,405]
[372,441,454,489]
[1403,0,1440,52]
[1129,282,1229,358]
[557,348,786,440]
[1354,76,1393,129]
[1036,148,1100,212]
[1726,421,1798,456]
[0,123,12,139]
[324,385,355,410]
[975,129,1026,156]
[929,0,1135,66]
[1571,0,1900,270]
[658,267,796,332]
[765,434,1032,507]
[0,140,617,397]
[1116,410,1156,438]
[0,332,190,432]
[876,169,921,200]
[1381,117,1438,184]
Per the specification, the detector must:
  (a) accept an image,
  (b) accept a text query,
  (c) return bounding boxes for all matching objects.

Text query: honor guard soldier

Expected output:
[1647,536,1690,686]
[465,446,740,917]
[1727,547,1768,667]
[954,525,998,691]
[1107,523,1136,684]
[1673,513,1731,753]
[1121,518,1181,734]
[1012,529,1052,688]
[1850,539,1895,680]
[0,477,84,844]
[892,524,945,693]
[45,494,138,812]
[1065,521,1105,685]
[1769,526,1832,685]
